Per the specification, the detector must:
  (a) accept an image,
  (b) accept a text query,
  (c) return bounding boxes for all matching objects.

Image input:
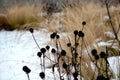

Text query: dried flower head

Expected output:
[29,28,34,33]
[22,66,31,74]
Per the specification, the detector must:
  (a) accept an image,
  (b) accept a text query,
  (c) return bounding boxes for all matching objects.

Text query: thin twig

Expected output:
[80,38,83,80]
[27,74,30,80]
[32,33,41,50]
[105,0,120,46]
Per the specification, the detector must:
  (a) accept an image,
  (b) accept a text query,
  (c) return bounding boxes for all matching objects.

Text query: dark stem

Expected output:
[105,1,120,46]
[74,35,77,72]
[27,74,30,80]
[32,33,41,50]
[43,54,45,80]
[105,47,109,78]
[80,38,83,80]
[40,58,43,71]
[45,55,56,63]
[56,36,62,80]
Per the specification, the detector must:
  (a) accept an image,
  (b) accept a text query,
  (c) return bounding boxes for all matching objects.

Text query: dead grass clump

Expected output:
[58,2,105,47]
[6,4,44,30]
[51,2,119,79]
[57,2,120,49]
[103,6,120,34]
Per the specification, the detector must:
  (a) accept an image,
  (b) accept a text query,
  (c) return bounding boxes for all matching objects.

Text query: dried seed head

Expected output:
[46,45,50,50]
[74,30,78,36]
[37,52,42,58]
[78,31,84,37]
[50,32,56,39]
[82,21,86,25]
[29,28,34,33]
[91,49,97,56]
[39,72,45,79]
[67,43,71,47]
[51,48,56,53]
[61,50,66,56]
[41,48,46,54]
[22,66,31,74]
[56,34,60,39]
[100,51,106,58]
[62,62,68,69]
[95,55,99,60]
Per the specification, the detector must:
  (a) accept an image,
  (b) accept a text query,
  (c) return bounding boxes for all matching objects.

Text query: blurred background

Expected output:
[0,0,119,9]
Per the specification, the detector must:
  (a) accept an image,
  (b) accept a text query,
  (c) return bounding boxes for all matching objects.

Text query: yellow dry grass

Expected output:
[6,4,44,30]
[57,1,120,46]
[51,2,120,79]
[44,2,120,79]
[60,3,104,43]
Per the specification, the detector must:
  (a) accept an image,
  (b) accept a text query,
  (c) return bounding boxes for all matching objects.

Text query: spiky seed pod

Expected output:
[100,51,106,58]
[74,30,78,36]
[50,32,56,39]
[37,52,42,58]
[95,55,99,60]
[51,48,56,53]
[67,43,71,47]
[41,48,46,54]
[46,45,50,50]
[78,31,84,37]
[29,28,34,33]
[82,21,86,25]
[62,62,68,69]
[91,49,97,56]
[61,50,66,56]
[22,66,31,74]
[56,34,60,39]
[39,72,45,79]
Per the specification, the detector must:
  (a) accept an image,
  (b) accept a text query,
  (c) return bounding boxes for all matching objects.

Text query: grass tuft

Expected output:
[6,4,44,30]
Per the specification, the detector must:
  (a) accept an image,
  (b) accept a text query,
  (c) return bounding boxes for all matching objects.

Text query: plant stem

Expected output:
[32,33,41,50]
[27,74,30,80]
[105,1,120,46]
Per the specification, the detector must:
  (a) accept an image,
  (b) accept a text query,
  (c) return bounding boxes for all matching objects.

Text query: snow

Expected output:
[108,57,120,79]
[0,30,56,80]
[104,31,115,39]
[0,30,120,80]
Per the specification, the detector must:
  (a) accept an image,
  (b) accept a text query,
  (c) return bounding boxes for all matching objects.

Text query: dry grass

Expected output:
[1,1,119,79]
[60,2,104,43]
[5,4,44,30]
[22,1,119,79]
[57,1,120,47]
[50,2,120,79]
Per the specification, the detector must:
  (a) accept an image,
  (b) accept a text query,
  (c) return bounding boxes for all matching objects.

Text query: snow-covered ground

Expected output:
[0,29,57,80]
[0,30,120,80]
